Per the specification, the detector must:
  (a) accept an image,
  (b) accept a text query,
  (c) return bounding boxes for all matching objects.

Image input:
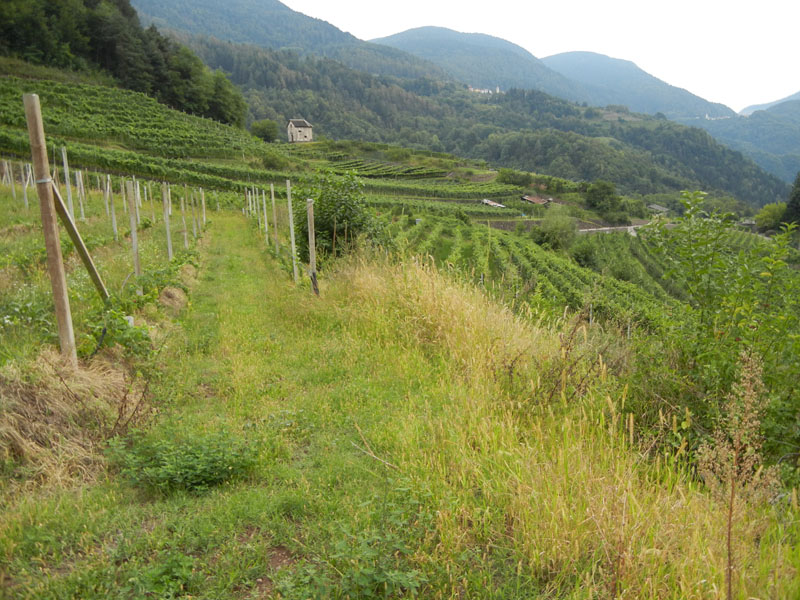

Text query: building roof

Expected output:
[647,203,669,213]
[522,195,550,205]
[288,119,313,128]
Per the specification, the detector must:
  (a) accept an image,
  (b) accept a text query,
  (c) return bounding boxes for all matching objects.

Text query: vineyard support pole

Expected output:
[103,172,110,216]
[108,175,118,241]
[24,94,77,368]
[307,199,319,296]
[126,180,142,286]
[180,190,189,249]
[121,177,127,214]
[134,179,141,225]
[256,189,263,231]
[271,183,278,253]
[76,170,85,221]
[8,161,16,202]
[148,182,156,222]
[60,147,74,218]
[51,182,110,303]
[22,163,30,210]
[190,191,198,239]
[268,190,269,248]
[286,179,299,284]
[201,188,206,225]
[162,182,173,261]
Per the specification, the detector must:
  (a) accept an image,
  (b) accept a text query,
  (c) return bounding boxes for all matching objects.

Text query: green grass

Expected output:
[3,212,799,598]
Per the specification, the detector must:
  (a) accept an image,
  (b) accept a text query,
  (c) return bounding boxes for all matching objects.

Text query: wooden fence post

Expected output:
[60,146,74,219]
[286,179,299,283]
[307,199,319,296]
[108,175,118,241]
[24,94,77,368]
[162,182,173,261]
[271,183,278,253]
[50,182,110,303]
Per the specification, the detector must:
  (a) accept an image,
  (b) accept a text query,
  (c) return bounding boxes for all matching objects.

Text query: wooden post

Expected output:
[201,188,206,225]
[126,180,141,278]
[307,199,319,296]
[51,182,110,303]
[60,147,74,218]
[215,193,220,212]
[271,183,278,253]
[286,179,299,283]
[24,94,77,368]
[256,189,263,231]
[162,182,173,261]
[108,175,118,241]
[0,160,7,184]
[168,184,173,216]
[268,190,269,247]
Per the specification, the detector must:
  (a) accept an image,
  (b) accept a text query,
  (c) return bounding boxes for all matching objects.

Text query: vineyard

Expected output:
[0,77,268,159]
[389,214,676,330]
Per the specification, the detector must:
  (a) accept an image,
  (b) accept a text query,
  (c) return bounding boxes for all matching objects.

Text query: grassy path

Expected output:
[4,213,798,599]
[2,214,451,598]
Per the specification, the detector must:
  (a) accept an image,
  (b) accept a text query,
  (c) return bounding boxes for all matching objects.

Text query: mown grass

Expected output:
[2,209,798,598]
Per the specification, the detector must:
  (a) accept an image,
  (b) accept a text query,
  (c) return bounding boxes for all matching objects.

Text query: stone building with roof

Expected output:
[287,119,313,143]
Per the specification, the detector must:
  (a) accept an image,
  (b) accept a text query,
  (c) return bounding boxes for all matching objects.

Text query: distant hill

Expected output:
[130,0,449,80]
[683,100,800,182]
[740,90,800,115]
[542,52,735,119]
[372,27,587,101]
[181,33,788,207]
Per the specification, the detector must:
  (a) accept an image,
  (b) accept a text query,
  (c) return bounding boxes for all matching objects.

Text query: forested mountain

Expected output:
[371,27,585,102]
[541,52,734,119]
[741,90,800,115]
[130,0,448,81]
[0,0,246,126]
[183,34,788,206]
[681,100,800,182]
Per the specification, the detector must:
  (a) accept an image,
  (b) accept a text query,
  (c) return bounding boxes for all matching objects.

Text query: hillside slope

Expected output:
[182,34,789,206]
[740,89,800,115]
[130,0,449,81]
[372,27,585,101]
[542,51,734,119]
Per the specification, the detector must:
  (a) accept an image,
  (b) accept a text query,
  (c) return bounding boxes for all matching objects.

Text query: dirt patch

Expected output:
[158,286,187,313]
[269,546,295,571]
[0,223,34,239]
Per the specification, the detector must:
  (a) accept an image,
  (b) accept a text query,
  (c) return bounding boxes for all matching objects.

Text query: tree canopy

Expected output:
[0,0,246,126]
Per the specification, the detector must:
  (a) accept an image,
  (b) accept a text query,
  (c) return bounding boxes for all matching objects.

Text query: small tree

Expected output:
[784,171,800,224]
[754,201,786,232]
[585,180,621,214]
[293,171,386,262]
[250,119,279,143]
[532,204,576,251]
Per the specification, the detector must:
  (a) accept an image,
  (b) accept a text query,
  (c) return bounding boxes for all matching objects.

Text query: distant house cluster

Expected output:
[468,85,501,95]
[287,118,313,143]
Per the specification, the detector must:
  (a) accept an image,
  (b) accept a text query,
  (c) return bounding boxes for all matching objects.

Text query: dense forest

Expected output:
[0,0,246,126]
[184,34,788,206]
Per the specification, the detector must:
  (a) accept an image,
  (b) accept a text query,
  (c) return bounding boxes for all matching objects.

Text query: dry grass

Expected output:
[0,348,147,494]
[322,254,799,598]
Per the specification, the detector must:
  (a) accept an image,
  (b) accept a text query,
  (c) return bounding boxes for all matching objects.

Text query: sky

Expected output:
[282,0,799,113]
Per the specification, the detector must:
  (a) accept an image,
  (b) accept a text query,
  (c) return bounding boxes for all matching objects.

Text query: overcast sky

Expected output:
[282,0,799,112]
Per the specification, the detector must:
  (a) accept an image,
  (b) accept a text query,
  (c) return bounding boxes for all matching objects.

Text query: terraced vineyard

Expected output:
[0,77,268,159]
[329,158,447,179]
[391,214,677,330]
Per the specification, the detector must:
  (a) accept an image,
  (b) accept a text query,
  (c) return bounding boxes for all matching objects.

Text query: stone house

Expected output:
[287,119,313,143]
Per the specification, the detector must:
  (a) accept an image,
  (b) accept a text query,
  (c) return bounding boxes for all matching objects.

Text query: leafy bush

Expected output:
[107,429,258,494]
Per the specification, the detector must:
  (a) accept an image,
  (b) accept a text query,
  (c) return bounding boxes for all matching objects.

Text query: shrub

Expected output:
[107,429,258,494]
